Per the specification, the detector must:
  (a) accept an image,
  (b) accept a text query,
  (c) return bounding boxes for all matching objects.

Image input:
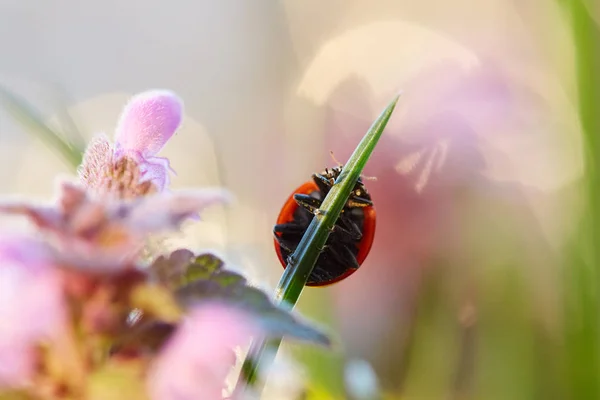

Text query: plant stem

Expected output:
[234,95,400,396]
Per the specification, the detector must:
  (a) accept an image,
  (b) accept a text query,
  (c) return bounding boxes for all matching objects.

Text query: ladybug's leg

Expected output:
[294,194,322,215]
[335,216,363,241]
[274,222,305,251]
[312,173,333,194]
[275,236,300,252]
[347,196,373,208]
[343,245,361,269]
[273,223,305,235]
[327,243,360,269]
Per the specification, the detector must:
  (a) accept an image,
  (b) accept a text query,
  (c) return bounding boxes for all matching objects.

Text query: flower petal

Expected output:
[125,189,232,233]
[0,235,65,388]
[114,90,183,158]
[0,342,35,389]
[137,156,173,192]
[0,236,64,339]
[147,303,259,400]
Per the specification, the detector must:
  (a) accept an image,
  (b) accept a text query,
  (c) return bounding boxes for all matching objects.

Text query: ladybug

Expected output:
[273,166,376,286]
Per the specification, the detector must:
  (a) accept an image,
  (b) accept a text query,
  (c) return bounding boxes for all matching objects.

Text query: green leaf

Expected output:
[147,248,196,288]
[150,250,331,347]
[183,253,226,283]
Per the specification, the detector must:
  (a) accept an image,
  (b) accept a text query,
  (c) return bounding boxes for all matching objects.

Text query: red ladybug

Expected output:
[273,166,376,286]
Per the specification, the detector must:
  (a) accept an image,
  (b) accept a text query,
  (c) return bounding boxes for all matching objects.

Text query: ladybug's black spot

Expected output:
[273,169,371,285]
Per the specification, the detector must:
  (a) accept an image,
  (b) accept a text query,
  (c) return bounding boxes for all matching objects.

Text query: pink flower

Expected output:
[0,180,230,272]
[0,236,65,388]
[113,90,182,190]
[147,303,260,400]
[78,90,183,198]
[318,58,567,370]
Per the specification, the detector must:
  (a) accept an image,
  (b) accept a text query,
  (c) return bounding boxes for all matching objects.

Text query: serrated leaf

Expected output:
[147,248,195,288]
[168,253,331,347]
[182,253,226,284]
[212,270,246,287]
[184,252,224,276]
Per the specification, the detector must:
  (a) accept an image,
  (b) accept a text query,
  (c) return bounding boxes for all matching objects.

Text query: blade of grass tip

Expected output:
[49,86,88,153]
[235,94,400,396]
[0,86,83,168]
[276,94,400,305]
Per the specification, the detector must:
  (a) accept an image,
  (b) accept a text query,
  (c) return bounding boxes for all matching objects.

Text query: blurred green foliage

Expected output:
[563,0,600,398]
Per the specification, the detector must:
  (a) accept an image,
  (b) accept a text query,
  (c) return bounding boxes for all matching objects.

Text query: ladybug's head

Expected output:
[320,165,345,182]
[318,166,371,206]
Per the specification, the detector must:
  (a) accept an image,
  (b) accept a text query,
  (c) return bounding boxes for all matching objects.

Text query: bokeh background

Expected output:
[1,1,598,399]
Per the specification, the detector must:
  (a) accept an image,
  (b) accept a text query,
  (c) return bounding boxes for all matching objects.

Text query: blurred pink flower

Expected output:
[79,90,183,197]
[0,235,65,388]
[324,61,514,278]
[0,180,230,272]
[318,58,561,371]
[147,303,260,400]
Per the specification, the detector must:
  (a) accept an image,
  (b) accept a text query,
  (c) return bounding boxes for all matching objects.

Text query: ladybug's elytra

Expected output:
[273,166,376,286]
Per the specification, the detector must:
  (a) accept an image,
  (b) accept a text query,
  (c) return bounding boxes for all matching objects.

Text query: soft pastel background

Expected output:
[0,1,597,399]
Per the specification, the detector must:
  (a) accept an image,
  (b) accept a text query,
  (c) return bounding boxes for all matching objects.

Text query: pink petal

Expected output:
[0,237,65,338]
[147,304,259,400]
[0,342,35,389]
[114,90,183,158]
[0,236,65,388]
[137,156,173,192]
[125,189,232,233]
[0,202,63,233]
[57,180,88,215]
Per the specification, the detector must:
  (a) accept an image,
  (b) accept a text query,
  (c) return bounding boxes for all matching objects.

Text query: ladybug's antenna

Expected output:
[329,151,343,168]
[330,150,377,180]
[361,175,378,181]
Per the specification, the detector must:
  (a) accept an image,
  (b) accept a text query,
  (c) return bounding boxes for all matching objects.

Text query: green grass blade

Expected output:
[0,86,83,168]
[562,1,600,397]
[235,94,400,396]
[276,95,400,306]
